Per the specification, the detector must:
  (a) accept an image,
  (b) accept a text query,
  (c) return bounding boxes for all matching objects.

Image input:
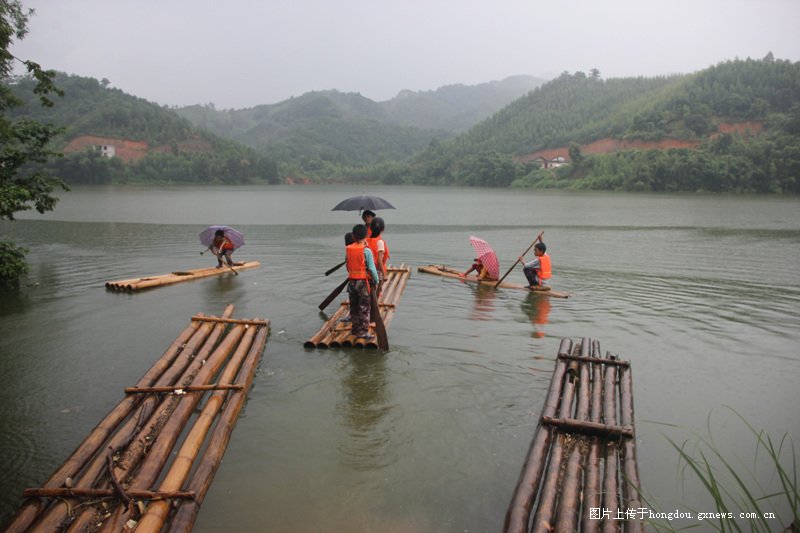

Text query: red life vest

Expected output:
[366,237,390,271]
[346,242,368,280]
[538,254,552,280]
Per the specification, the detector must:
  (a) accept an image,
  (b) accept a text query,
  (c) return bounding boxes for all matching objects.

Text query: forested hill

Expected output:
[399,57,800,192]
[174,75,544,173]
[7,74,278,184]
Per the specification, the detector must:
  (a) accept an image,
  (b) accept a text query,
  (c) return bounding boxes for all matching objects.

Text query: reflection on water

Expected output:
[335,352,394,471]
[521,292,552,338]
[468,285,498,321]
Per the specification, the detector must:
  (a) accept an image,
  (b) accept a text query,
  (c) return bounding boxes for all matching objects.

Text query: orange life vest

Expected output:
[366,237,390,271]
[538,254,552,280]
[345,242,368,280]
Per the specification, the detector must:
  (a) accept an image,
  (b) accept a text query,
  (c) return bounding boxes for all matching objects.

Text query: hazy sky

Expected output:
[10,0,800,109]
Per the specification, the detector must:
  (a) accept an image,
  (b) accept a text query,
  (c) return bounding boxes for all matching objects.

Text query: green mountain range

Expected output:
[173,75,545,171]
[5,58,799,192]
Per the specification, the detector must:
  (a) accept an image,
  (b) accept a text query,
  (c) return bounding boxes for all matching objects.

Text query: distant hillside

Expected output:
[381,75,545,131]
[7,74,278,184]
[175,75,544,175]
[393,57,800,192]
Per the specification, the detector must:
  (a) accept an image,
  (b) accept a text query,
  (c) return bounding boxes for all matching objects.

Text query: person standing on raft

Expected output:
[346,224,380,340]
[367,217,389,295]
[209,229,235,268]
[518,242,551,289]
[362,210,376,238]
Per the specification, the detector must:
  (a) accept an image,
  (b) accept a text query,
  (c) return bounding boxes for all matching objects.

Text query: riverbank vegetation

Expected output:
[1,0,67,290]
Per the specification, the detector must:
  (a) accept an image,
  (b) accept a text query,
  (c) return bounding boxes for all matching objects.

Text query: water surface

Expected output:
[1,185,799,531]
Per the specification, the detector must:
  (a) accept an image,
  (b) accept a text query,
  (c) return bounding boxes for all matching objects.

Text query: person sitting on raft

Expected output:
[460,257,497,281]
[209,229,235,268]
[346,224,380,340]
[519,242,551,289]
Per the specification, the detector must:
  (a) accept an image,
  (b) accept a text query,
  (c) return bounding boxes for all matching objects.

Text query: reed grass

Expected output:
[643,408,798,532]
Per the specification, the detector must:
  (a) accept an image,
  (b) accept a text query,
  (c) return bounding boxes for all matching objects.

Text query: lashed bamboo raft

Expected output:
[504,337,642,533]
[3,305,270,533]
[418,264,570,298]
[305,264,411,350]
[105,261,260,291]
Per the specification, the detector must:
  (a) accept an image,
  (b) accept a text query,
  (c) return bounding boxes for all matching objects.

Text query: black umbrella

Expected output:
[331,194,395,213]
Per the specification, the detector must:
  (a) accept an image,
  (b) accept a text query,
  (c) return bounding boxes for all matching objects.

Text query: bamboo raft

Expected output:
[418,264,570,298]
[305,265,411,350]
[504,337,642,533]
[3,305,270,533]
[105,261,261,292]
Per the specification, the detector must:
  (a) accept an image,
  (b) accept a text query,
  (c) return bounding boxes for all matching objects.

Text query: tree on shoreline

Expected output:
[1,0,66,290]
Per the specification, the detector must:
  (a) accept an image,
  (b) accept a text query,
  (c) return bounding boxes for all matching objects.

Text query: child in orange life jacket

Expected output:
[367,217,389,294]
[362,210,376,238]
[210,230,235,268]
[519,242,552,289]
[346,224,380,339]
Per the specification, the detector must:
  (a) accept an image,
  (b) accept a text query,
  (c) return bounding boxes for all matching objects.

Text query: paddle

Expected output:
[494,231,544,288]
[319,278,349,310]
[325,260,346,276]
[205,248,238,276]
[369,287,389,350]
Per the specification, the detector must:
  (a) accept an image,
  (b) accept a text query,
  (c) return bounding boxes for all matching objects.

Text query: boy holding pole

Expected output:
[346,224,379,339]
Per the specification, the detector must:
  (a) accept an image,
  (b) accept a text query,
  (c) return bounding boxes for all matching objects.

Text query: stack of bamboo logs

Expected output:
[504,337,642,533]
[3,305,270,533]
[305,265,411,349]
[105,262,260,292]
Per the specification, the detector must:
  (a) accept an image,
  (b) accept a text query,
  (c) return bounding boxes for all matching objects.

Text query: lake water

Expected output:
[1,185,799,531]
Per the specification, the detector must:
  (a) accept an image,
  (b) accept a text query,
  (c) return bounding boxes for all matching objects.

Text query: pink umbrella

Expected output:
[468,236,500,279]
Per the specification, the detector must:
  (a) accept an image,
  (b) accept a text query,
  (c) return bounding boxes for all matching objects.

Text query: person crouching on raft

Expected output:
[346,224,380,340]
[460,257,496,281]
[209,229,235,268]
[367,217,389,295]
[519,242,551,289]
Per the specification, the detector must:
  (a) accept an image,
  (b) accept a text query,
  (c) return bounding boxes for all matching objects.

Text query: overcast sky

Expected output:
[10,0,800,110]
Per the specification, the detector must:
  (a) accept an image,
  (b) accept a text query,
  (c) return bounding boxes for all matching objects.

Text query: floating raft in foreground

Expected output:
[504,337,642,533]
[105,261,260,292]
[305,265,411,350]
[4,305,269,533]
[418,264,569,298]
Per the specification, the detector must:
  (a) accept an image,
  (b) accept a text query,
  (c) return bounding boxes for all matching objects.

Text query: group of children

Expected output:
[344,210,391,340]
[461,241,552,289]
[209,212,552,340]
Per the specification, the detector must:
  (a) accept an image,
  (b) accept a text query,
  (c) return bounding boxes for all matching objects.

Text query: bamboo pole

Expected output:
[503,338,572,533]
[540,417,634,439]
[2,316,210,533]
[602,353,621,533]
[558,353,630,367]
[582,340,605,533]
[124,384,244,394]
[22,488,195,500]
[190,316,269,326]
[531,342,582,532]
[167,325,269,532]
[135,325,260,532]
[620,366,644,533]
[100,325,250,531]
[554,338,592,533]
